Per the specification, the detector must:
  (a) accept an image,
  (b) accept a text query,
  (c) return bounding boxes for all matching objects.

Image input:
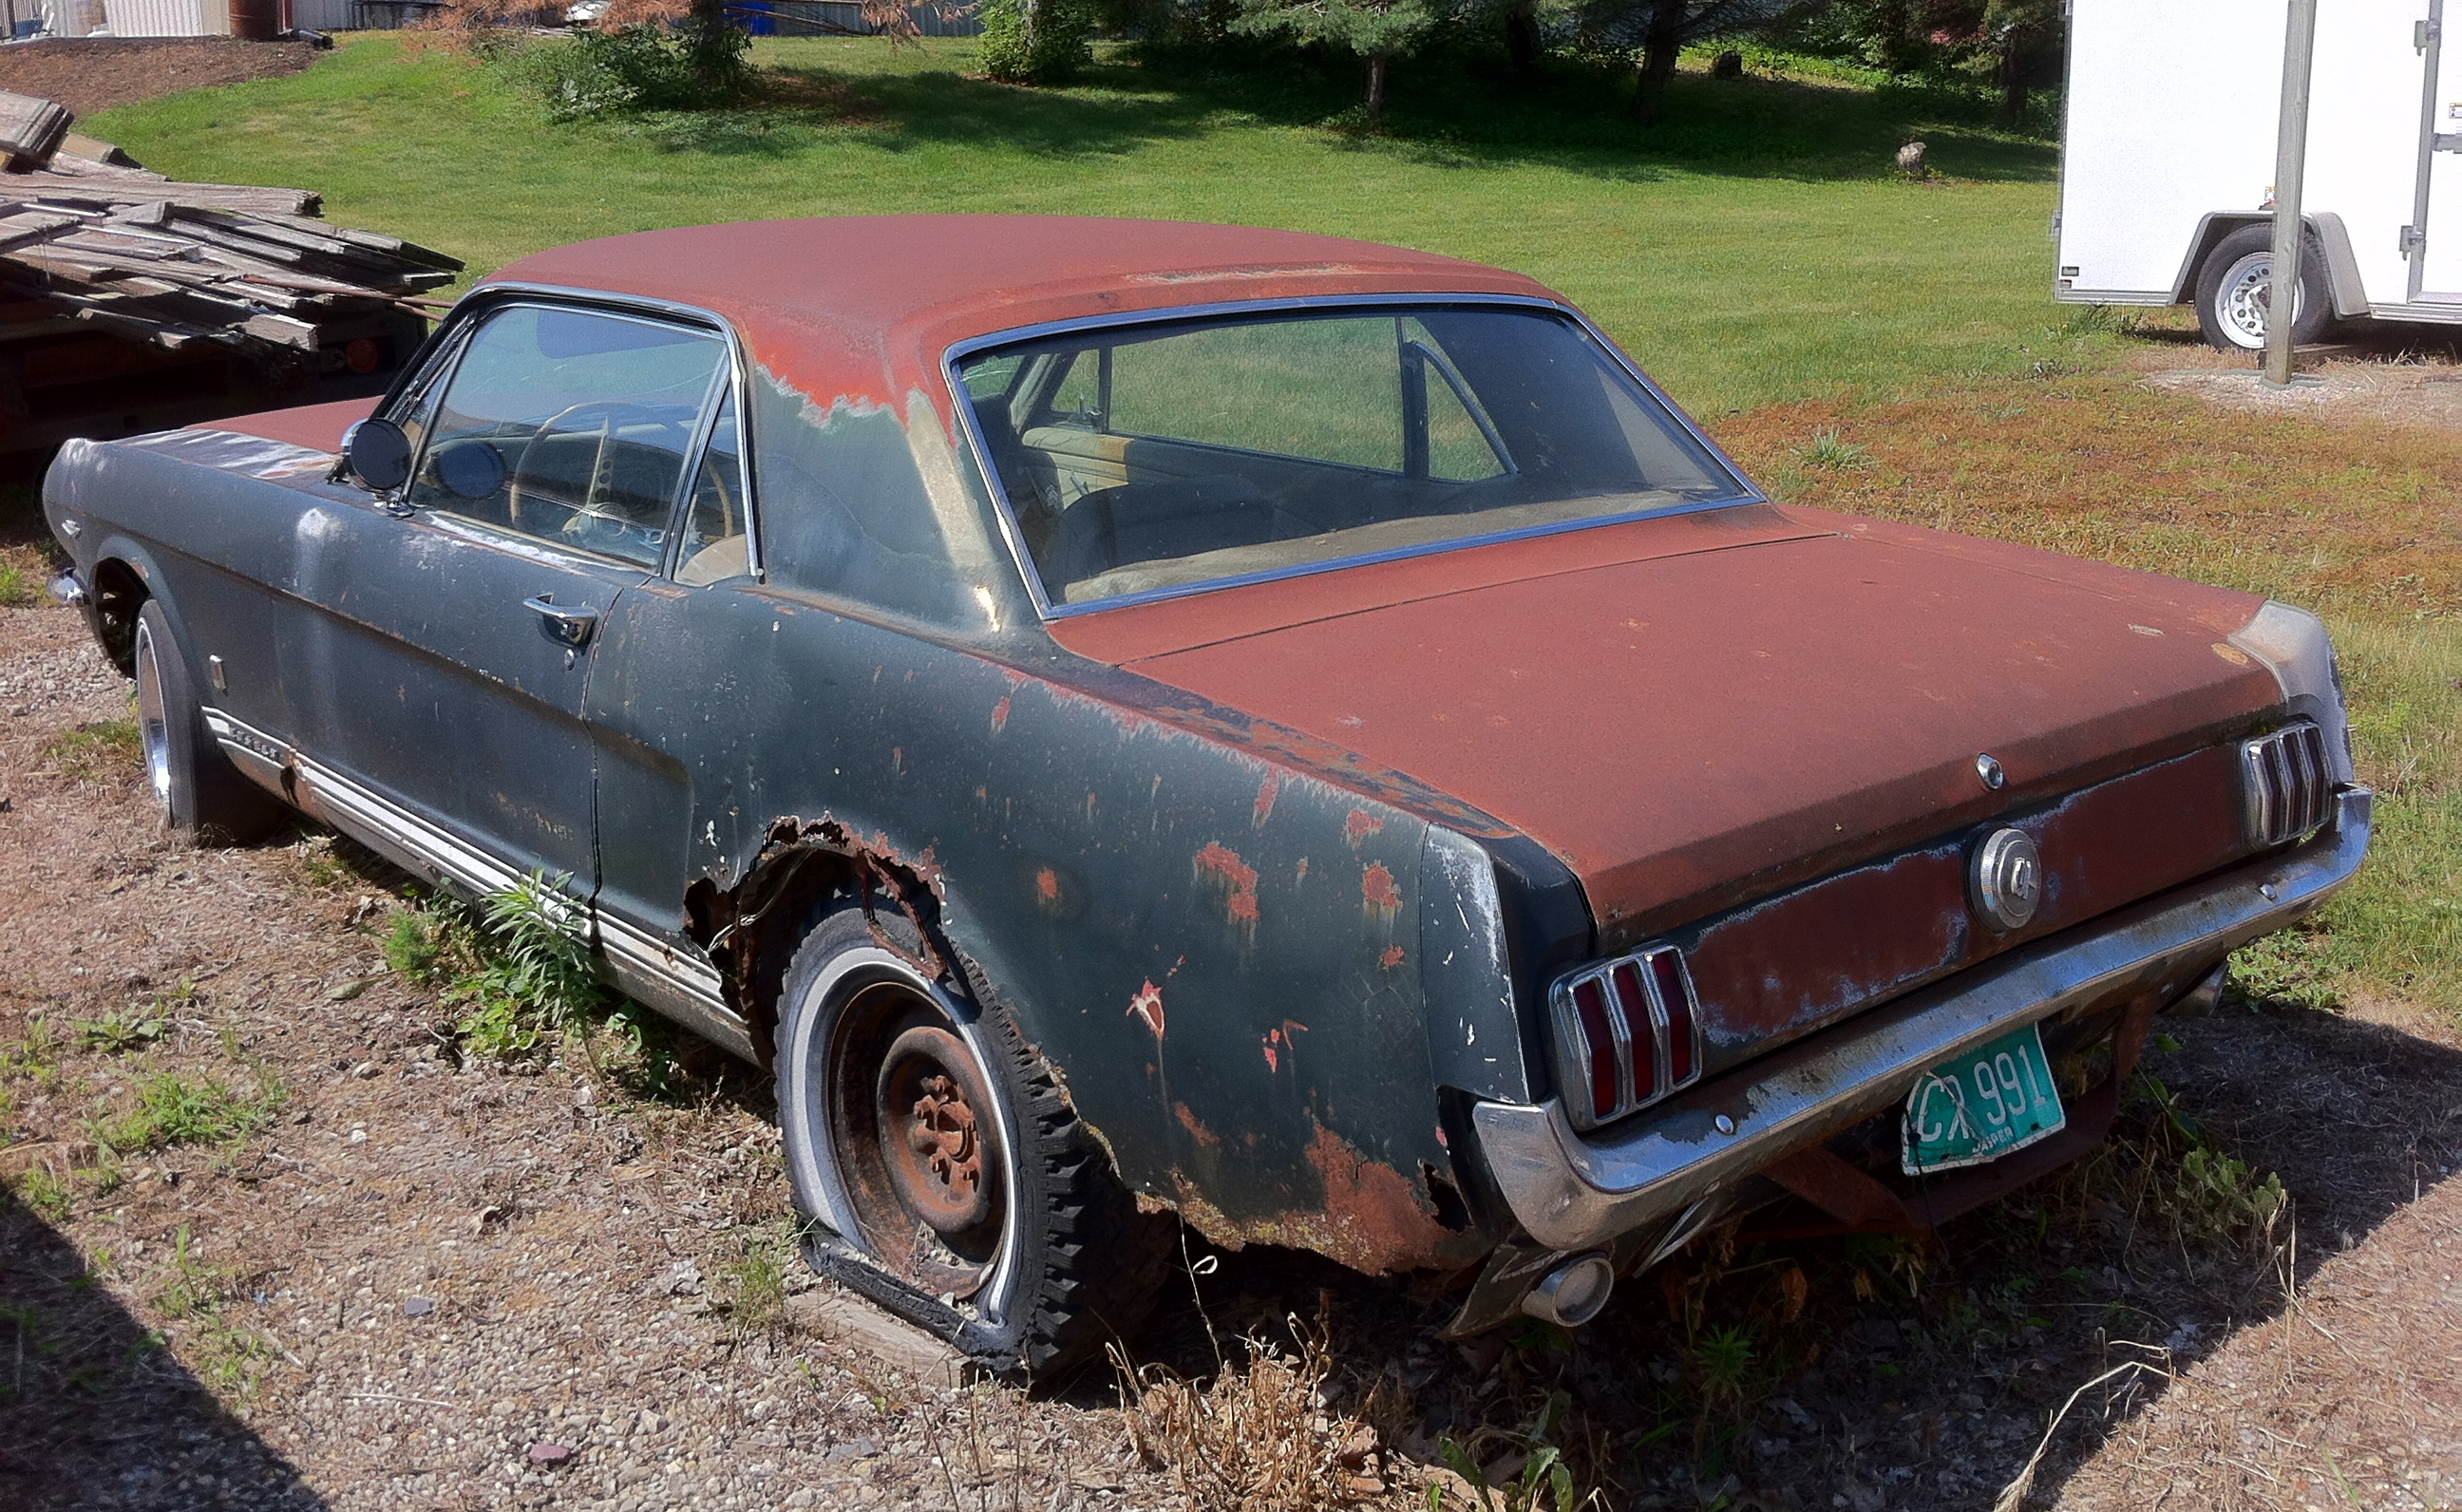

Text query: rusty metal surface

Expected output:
[1676,741,2250,1072]
[1087,512,2282,944]
[39,216,2339,1299]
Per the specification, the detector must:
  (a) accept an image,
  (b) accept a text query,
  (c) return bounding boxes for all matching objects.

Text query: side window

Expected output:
[675,389,749,586]
[406,305,727,569]
[388,327,464,457]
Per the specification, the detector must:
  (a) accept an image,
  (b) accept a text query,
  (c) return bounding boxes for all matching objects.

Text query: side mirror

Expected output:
[341,417,412,493]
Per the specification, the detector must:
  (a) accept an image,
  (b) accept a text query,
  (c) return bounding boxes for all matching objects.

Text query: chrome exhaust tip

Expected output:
[1519,1252,1615,1328]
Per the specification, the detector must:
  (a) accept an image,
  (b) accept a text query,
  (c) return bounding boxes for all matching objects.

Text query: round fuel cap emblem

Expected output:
[1970,827,2042,932]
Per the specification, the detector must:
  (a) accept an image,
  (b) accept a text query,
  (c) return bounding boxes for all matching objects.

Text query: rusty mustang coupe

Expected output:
[44,217,2367,1372]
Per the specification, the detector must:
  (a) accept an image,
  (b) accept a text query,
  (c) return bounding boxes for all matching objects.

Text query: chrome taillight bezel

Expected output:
[1548,944,1704,1132]
[2241,721,2333,848]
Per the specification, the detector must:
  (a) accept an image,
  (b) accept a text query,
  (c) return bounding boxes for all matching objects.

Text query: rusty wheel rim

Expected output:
[825,981,1009,1299]
[876,1025,999,1236]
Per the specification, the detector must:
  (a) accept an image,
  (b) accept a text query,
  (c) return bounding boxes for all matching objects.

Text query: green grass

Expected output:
[91,1068,286,1155]
[43,719,140,784]
[88,34,2062,417]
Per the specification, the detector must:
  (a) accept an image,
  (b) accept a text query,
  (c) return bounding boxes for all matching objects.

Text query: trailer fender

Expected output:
[2170,212,2368,319]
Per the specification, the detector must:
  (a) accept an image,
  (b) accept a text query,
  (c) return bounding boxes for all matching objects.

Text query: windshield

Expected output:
[955,304,1750,609]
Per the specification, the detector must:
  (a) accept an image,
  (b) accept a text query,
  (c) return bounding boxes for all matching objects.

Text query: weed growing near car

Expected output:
[42,719,139,785]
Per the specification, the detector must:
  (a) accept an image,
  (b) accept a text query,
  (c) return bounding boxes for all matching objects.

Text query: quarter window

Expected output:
[407,304,728,569]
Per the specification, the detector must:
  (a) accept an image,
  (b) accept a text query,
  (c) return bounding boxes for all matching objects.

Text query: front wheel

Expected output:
[774,909,1170,1376]
[2195,223,2334,352]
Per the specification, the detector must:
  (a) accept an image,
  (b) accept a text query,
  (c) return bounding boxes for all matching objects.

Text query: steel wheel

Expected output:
[2213,251,2293,350]
[772,908,1174,1375]
[132,614,174,815]
[2195,224,2333,353]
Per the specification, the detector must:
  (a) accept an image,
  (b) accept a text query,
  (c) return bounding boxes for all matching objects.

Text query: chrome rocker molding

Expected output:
[201,707,754,1058]
[1470,787,2373,1252]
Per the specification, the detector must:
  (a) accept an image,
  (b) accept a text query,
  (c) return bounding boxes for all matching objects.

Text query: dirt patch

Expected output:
[0,37,318,119]
[2119,317,2462,433]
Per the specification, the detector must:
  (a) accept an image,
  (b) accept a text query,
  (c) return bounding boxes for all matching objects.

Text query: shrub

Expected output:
[979,0,1094,84]
[502,21,751,120]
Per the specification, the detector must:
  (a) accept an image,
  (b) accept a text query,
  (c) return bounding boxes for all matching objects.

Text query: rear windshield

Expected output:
[955,305,1749,609]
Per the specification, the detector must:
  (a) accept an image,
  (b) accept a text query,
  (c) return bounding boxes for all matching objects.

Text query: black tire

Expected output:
[132,599,284,845]
[774,908,1172,1377]
[2194,223,2335,353]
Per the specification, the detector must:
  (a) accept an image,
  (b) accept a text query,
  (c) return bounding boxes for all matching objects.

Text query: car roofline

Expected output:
[938,291,1771,623]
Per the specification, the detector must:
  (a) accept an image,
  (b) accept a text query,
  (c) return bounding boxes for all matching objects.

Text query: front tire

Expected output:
[774,909,1169,1376]
[132,599,283,845]
[2195,223,2334,352]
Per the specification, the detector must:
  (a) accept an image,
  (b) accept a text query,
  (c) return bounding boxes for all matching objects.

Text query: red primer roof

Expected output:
[484,217,1558,411]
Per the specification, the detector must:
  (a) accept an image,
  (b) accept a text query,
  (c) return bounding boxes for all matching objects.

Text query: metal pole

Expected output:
[2265,0,2320,387]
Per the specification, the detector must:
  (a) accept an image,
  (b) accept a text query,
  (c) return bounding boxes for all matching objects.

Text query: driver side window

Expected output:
[407,304,727,570]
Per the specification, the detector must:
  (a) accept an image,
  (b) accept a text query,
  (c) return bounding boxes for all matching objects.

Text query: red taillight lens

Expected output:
[1651,949,1695,1084]
[1571,977,1618,1122]
[1609,960,1656,1102]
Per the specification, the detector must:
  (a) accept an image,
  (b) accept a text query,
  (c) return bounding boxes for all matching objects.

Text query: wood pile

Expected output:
[0,87,461,361]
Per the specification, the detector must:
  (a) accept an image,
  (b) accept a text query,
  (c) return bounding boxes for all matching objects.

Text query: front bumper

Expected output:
[1468,787,2373,1252]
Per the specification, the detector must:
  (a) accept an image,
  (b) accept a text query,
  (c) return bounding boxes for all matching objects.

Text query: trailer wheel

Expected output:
[2195,224,2333,352]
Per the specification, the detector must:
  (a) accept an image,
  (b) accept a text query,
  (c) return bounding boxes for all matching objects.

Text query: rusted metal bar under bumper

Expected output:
[1468,787,2373,1254]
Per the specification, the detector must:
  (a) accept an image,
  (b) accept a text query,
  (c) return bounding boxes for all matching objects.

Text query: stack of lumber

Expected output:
[0,88,462,359]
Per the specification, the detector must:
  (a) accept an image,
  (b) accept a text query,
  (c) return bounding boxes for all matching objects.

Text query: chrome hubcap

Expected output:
[132,619,172,812]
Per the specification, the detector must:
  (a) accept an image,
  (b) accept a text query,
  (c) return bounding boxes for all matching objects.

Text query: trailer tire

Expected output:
[2195,224,2333,352]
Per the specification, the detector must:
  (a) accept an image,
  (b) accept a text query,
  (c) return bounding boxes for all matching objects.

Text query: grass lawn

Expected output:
[89,34,2062,418]
[71,35,2460,1012]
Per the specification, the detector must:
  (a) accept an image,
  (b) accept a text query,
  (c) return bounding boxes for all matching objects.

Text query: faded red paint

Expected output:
[1127,980,1165,1040]
[1379,945,1406,970]
[1060,506,2279,937]
[1174,1101,1219,1149]
[209,395,375,453]
[1344,808,1384,847]
[991,695,1012,733]
[1034,867,1060,904]
[487,217,1550,434]
[1680,739,2250,1068]
[1362,862,1401,920]
[1194,841,1261,926]
[1261,1030,1280,1073]
[1253,772,1281,827]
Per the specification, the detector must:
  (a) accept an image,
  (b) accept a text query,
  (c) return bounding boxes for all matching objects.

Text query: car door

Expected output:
[293,299,730,904]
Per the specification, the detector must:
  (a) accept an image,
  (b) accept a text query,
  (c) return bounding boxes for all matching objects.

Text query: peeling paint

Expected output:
[1128,979,1165,1039]
[991,695,1012,733]
[1254,772,1281,827]
[1362,861,1402,920]
[1034,867,1060,904]
[1345,808,1384,848]
[1380,945,1406,970]
[1194,841,1261,926]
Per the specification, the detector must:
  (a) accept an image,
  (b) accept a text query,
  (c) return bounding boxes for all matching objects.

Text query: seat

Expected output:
[1051,475,1283,595]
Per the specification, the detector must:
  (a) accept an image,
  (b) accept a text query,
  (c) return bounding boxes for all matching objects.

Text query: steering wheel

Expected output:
[506,400,691,536]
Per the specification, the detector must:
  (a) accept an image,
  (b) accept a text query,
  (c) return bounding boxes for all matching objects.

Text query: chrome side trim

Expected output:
[203,709,748,1050]
[1470,788,2373,1251]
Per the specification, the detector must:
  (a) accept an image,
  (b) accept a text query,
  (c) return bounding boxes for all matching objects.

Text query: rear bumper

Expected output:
[1468,787,2373,1252]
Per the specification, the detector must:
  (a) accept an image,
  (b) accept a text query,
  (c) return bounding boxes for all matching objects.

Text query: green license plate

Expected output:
[1901,1023,2066,1176]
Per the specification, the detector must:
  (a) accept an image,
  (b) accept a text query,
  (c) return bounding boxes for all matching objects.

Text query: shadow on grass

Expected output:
[626,42,2057,184]
[0,1186,329,1510]
[1111,994,2462,1508]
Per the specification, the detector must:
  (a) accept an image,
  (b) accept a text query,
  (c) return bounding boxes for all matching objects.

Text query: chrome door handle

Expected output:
[523,595,598,648]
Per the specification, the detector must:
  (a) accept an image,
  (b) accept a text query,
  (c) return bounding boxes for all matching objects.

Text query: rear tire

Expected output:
[132,599,283,846]
[773,908,1171,1377]
[2195,223,2334,352]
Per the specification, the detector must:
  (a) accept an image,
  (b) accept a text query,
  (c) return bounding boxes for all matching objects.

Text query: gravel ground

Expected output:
[5,584,2461,1511]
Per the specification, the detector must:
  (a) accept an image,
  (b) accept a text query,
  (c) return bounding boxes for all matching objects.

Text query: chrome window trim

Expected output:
[940,293,1768,621]
[394,281,765,584]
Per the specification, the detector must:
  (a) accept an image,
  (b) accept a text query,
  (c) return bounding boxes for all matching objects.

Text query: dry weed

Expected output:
[1114,1316,1392,1511]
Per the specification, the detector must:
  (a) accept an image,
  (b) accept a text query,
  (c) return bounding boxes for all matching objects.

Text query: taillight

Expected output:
[1548,944,1704,1131]
[2241,721,2333,847]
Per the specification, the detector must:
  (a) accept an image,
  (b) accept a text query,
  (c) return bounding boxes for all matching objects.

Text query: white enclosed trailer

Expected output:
[2056,0,2462,350]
